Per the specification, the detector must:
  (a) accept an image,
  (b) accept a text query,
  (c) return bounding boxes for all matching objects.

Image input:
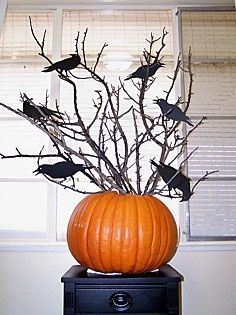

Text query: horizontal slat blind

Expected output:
[62,10,173,58]
[182,11,236,60]
[181,10,236,241]
[0,11,53,59]
[0,63,52,117]
[188,119,236,178]
[187,64,236,117]
[189,180,236,239]
[0,11,54,240]
[0,12,53,115]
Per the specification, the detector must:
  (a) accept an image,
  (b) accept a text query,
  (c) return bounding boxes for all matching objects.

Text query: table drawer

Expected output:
[75,286,167,313]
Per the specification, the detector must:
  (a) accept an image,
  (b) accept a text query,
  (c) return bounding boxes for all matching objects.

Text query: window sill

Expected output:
[0,240,236,252]
[0,241,68,252]
[178,241,236,252]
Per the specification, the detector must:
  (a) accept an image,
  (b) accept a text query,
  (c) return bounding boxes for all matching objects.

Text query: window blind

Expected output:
[0,11,53,60]
[62,10,173,58]
[0,11,53,113]
[0,11,54,240]
[181,10,236,240]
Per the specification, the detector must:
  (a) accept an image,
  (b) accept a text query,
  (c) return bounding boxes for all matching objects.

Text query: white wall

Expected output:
[0,248,236,315]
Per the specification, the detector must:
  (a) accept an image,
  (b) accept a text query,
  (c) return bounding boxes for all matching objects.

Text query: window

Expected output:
[0,7,235,245]
[0,11,54,241]
[180,9,236,241]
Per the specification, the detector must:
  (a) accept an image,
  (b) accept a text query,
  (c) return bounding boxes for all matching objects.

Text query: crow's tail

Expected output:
[124,75,132,81]
[42,65,55,72]
[186,118,194,127]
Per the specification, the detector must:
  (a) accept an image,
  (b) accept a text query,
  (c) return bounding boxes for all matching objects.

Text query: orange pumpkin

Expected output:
[67,191,178,274]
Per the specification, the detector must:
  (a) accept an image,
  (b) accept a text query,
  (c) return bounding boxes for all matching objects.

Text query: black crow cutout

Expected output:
[150,159,192,201]
[33,161,94,186]
[23,100,64,121]
[42,54,81,75]
[33,161,93,179]
[154,98,193,127]
[125,60,164,81]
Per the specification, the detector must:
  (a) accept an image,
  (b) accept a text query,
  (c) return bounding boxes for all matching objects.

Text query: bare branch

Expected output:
[132,108,141,194]
[81,28,88,66]
[165,53,182,101]
[191,170,219,194]
[93,42,108,73]
[0,25,214,200]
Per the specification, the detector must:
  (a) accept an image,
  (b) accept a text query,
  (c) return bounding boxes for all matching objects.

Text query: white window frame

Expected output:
[177,6,236,244]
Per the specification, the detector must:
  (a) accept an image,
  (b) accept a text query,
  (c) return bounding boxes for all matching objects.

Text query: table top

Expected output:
[61,264,184,285]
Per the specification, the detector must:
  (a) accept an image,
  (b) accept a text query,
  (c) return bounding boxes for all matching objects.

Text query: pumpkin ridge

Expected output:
[162,207,178,264]
[109,195,120,271]
[152,197,177,268]
[98,192,118,272]
[73,201,89,265]
[120,194,138,273]
[159,202,170,265]
[131,195,140,272]
[67,195,91,266]
[135,195,154,273]
[96,194,111,272]
[143,196,155,270]
[87,192,117,271]
[118,195,125,272]
[155,198,169,267]
[147,196,163,270]
[83,193,108,270]
[164,209,178,263]
[160,200,178,264]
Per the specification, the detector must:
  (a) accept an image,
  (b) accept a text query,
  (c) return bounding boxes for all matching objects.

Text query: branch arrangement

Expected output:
[0,19,218,200]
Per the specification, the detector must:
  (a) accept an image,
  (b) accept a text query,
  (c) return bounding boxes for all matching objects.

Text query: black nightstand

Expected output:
[61,264,183,315]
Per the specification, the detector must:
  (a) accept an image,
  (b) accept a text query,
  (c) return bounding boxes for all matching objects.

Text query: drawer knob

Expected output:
[109,291,133,311]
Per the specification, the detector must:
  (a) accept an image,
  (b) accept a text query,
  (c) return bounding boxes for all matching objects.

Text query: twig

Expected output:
[165,53,181,101]
[132,108,141,194]
[191,170,219,193]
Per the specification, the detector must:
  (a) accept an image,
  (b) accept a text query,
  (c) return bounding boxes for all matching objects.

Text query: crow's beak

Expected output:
[33,168,39,175]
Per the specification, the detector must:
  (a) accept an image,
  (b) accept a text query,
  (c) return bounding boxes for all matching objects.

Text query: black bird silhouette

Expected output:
[150,159,192,201]
[42,54,81,75]
[33,161,94,185]
[23,100,64,121]
[125,60,164,81]
[154,98,194,127]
